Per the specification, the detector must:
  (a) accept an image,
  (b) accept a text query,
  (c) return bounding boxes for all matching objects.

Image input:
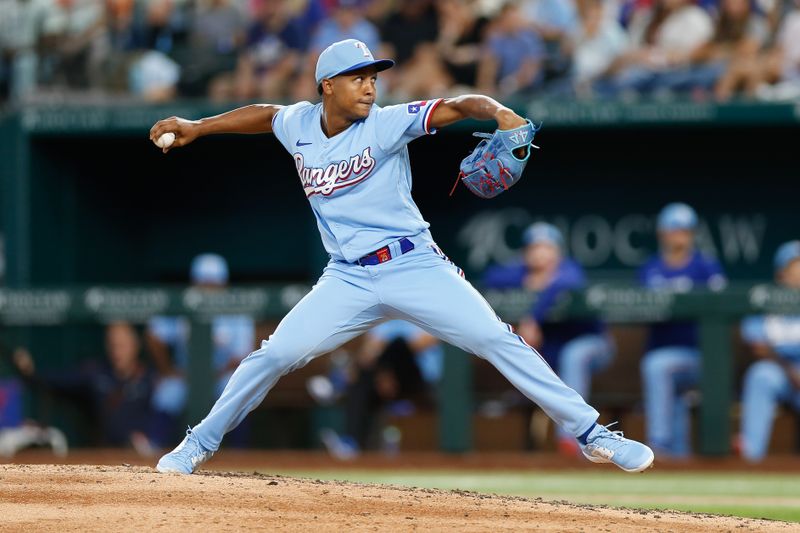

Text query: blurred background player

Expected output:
[146,253,255,446]
[482,222,614,455]
[738,241,800,462]
[11,321,151,454]
[639,202,727,458]
[311,320,443,459]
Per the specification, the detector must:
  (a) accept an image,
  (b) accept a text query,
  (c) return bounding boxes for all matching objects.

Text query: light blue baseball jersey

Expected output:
[271,99,443,262]
[188,94,602,455]
[741,314,800,361]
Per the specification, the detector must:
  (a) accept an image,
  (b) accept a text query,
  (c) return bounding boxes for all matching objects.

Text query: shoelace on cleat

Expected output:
[590,422,629,448]
[172,428,203,459]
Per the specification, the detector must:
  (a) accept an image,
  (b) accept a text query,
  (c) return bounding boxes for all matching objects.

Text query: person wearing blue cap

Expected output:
[483,222,614,456]
[146,254,255,446]
[150,38,654,475]
[737,241,800,462]
[639,202,727,458]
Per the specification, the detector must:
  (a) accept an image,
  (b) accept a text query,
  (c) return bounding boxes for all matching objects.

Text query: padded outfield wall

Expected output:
[2,100,798,288]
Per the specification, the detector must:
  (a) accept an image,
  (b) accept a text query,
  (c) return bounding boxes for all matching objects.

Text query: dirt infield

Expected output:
[6,448,800,472]
[1,464,795,532]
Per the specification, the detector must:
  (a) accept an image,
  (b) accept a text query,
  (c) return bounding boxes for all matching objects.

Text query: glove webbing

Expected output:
[449,148,513,197]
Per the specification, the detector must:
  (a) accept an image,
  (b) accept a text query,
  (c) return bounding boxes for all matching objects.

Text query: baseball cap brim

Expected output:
[658,223,695,231]
[336,59,395,77]
[317,59,395,93]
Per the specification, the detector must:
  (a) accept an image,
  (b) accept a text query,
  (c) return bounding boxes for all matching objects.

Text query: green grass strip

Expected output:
[262,469,800,523]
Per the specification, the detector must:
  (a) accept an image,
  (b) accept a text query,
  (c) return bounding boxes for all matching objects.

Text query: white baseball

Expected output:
[156,132,176,148]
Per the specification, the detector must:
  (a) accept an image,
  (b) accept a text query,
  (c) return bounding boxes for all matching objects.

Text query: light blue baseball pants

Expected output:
[740,359,800,462]
[641,346,700,456]
[191,244,599,451]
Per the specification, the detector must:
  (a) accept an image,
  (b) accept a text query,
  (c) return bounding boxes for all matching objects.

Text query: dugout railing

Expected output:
[2,283,797,455]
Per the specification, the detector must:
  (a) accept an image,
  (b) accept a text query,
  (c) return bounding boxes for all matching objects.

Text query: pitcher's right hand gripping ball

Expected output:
[149,116,200,153]
[454,120,541,199]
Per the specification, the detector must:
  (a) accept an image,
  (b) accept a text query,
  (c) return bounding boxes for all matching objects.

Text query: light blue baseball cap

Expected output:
[523,222,564,248]
[315,39,394,88]
[657,202,698,231]
[190,253,229,285]
[774,240,800,271]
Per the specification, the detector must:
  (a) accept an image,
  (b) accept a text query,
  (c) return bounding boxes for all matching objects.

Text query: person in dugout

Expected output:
[639,202,727,458]
[482,222,614,455]
[737,240,800,462]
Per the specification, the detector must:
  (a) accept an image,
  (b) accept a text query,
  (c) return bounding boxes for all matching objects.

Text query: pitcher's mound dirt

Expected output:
[0,464,793,532]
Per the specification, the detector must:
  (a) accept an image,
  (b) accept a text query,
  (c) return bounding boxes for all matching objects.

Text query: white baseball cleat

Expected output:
[156,428,214,474]
[581,423,655,473]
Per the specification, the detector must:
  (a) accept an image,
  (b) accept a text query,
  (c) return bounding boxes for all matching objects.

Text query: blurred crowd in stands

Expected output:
[1,0,799,106]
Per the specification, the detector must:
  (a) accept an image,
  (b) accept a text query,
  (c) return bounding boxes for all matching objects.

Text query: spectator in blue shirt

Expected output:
[738,241,800,462]
[520,0,579,84]
[310,0,381,53]
[477,1,546,97]
[521,0,579,39]
[639,202,726,458]
[146,253,255,446]
[483,222,614,455]
[294,0,383,100]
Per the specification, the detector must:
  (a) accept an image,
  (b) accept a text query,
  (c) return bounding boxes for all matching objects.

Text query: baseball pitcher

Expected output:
[150,39,654,474]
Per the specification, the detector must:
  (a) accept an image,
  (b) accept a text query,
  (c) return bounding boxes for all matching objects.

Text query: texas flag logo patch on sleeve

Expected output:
[407,101,428,114]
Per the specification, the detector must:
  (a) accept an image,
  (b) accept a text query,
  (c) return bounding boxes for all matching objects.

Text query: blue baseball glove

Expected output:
[452,120,540,199]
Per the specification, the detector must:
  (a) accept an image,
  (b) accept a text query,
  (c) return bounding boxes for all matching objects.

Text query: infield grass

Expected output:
[264,469,800,523]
